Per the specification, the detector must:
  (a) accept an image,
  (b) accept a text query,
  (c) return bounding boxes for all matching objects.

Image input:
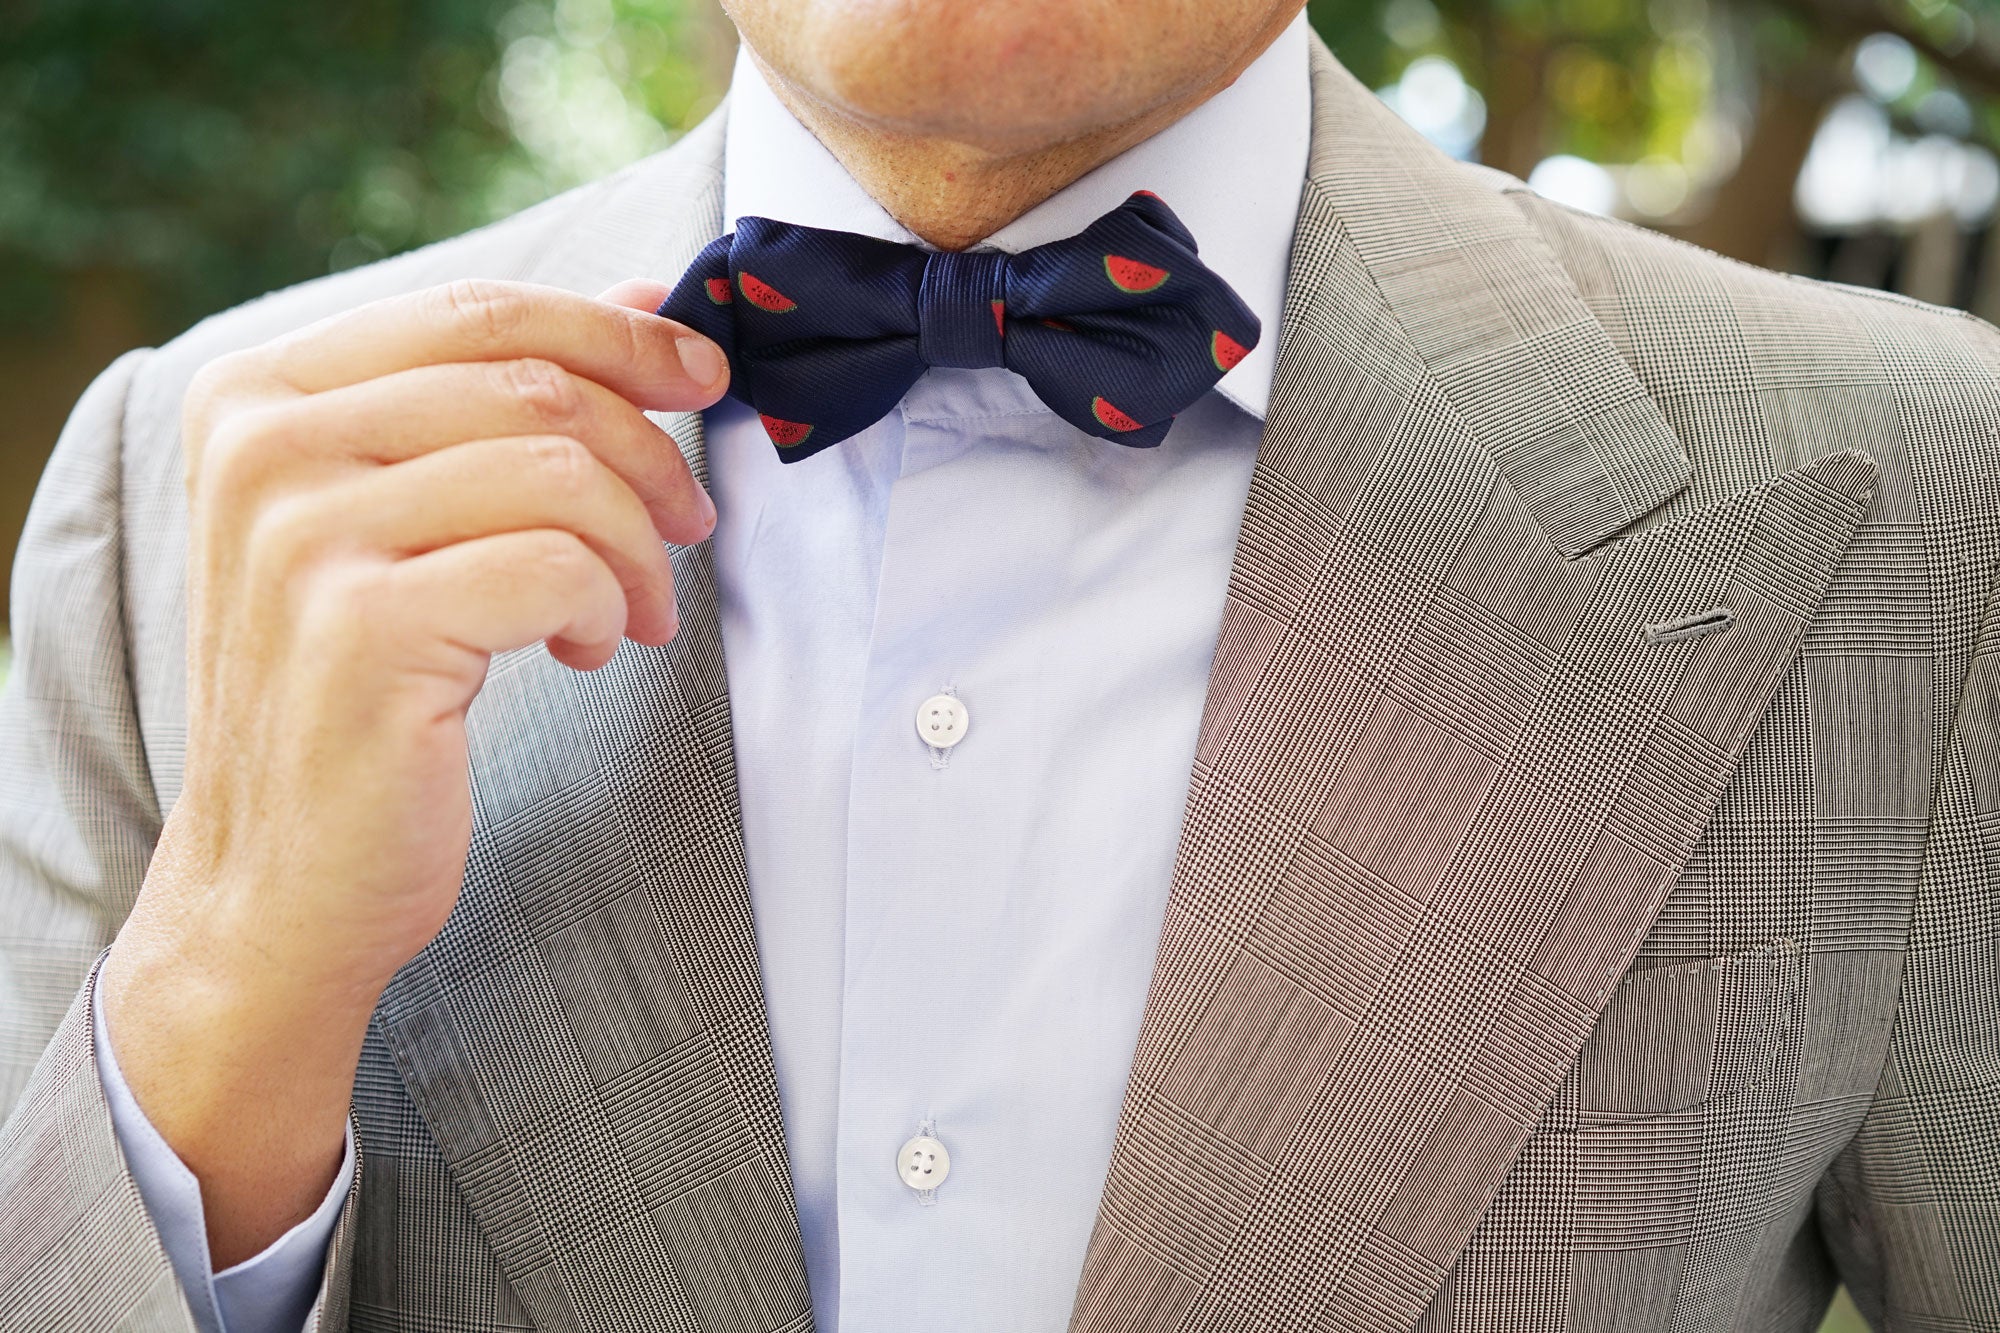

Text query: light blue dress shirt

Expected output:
[95,16,1311,1332]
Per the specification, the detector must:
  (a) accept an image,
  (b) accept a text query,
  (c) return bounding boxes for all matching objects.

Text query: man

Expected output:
[1,0,1996,1328]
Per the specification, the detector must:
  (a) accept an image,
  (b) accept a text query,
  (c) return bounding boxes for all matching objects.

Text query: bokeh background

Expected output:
[3,3,1992,1321]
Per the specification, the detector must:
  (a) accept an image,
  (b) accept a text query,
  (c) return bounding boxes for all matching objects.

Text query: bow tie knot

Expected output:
[659,191,1260,460]
[919,250,1009,370]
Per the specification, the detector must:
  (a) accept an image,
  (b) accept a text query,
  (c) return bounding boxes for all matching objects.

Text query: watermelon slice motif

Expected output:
[1103,254,1169,294]
[737,271,797,313]
[705,277,733,305]
[1211,329,1249,372]
[760,414,814,447]
[992,299,1006,337]
[1091,396,1143,432]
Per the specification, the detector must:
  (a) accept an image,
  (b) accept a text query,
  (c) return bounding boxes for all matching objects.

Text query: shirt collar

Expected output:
[720,12,1311,421]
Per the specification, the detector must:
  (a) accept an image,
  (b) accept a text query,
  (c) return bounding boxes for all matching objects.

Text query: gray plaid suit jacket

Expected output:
[4,35,1998,1333]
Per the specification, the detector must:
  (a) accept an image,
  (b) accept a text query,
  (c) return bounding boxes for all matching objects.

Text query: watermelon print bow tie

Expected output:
[656,190,1261,461]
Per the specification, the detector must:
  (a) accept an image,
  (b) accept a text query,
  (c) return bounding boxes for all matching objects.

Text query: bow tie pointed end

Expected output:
[657,190,1260,461]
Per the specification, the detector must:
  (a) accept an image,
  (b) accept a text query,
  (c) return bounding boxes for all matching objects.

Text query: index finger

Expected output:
[256,279,729,412]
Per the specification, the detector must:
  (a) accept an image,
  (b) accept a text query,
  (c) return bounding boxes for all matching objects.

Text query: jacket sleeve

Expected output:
[1817,557,2000,1327]
[0,351,360,1331]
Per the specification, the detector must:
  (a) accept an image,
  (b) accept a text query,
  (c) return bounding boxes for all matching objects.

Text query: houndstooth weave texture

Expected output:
[3,35,1998,1333]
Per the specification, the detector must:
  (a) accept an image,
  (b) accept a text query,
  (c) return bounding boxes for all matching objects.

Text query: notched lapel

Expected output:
[1071,39,1877,1333]
[373,115,815,1333]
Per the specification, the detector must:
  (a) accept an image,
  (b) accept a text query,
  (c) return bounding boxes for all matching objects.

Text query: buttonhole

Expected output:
[1642,606,1734,645]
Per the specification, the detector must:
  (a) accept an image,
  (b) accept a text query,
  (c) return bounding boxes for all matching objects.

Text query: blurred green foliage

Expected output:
[0,0,727,335]
[1312,0,1995,175]
[7,0,1999,341]
[1310,0,1722,160]
[9,0,1997,347]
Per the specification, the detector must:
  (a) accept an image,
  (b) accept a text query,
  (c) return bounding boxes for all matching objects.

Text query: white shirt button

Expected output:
[916,694,969,749]
[896,1134,951,1190]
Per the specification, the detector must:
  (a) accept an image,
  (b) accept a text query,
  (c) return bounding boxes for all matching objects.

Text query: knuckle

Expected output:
[304,563,391,648]
[601,304,647,371]
[182,350,258,447]
[436,278,528,349]
[182,362,228,436]
[243,491,329,580]
[503,357,582,427]
[189,407,281,511]
[524,434,597,500]
[529,528,600,588]
[185,417,238,504]
[199,408,264,472]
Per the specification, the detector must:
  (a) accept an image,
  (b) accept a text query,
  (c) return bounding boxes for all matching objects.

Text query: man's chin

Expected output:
[725,0,1303,156]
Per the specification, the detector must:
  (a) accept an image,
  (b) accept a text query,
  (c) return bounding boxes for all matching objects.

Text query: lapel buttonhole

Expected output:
[1642,606,1736,645]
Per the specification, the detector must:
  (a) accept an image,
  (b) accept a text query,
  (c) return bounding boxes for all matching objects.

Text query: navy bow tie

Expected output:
[656,191,1261,461]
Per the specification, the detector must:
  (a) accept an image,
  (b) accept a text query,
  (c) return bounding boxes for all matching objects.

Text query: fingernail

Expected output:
[677,335,727,390]
[698,485,717,529]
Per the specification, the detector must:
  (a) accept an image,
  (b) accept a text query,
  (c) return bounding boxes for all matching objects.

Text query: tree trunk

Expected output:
[1475,19,1551,180]
[0,269,157,628]
[1673,71,1832,267]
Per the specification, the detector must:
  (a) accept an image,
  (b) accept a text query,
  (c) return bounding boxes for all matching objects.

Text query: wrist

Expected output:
[101,913,371,1268]
[131,808,408,1013]
[100,920,374,1127]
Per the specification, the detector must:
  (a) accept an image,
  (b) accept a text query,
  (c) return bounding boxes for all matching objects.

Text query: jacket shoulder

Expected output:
[1505,180,2000,390]
[1500,179,2000,520]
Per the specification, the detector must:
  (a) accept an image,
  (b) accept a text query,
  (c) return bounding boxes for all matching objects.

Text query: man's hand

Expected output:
[97,278,725,1269]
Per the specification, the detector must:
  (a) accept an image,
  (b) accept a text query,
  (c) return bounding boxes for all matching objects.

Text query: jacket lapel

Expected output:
[1068,39,1876,1333]
[372,112,815,1333]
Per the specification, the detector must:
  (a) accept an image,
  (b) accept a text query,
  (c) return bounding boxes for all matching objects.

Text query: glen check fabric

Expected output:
[655,191,1262,456]
[3,33,1999,1333]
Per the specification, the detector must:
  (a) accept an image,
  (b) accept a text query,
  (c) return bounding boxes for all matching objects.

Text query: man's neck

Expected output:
[742,11,1299,252]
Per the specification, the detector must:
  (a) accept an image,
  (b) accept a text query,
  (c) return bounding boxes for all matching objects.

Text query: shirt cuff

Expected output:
[92,975,355,1333]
